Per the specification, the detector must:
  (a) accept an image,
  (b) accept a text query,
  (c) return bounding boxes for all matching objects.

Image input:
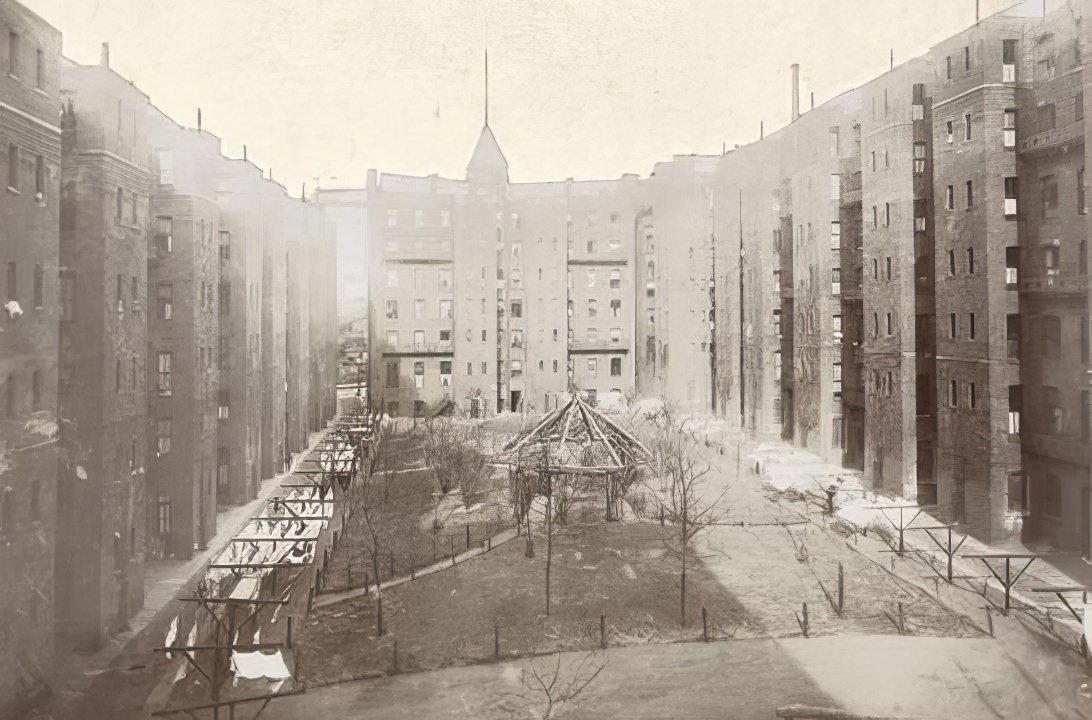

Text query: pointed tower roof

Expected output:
[466,50,509,184]
[468,124,508,173]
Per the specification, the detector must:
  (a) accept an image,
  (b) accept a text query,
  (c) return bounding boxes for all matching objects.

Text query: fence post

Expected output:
[985,605,994,637]
[600,614,607,648]
[466,524,471,549]
[393,638,399,673]
[897,601,905,635]
[494,623,501,660]
[702,607,709,642]
[837,562,844,616]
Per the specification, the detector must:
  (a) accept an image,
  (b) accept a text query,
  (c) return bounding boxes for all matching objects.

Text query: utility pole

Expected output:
[738,188,745,428]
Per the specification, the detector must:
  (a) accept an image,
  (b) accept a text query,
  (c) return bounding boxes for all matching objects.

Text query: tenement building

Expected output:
[0,3,62,710]
[714,0,1092,548]
[365,88,717,417]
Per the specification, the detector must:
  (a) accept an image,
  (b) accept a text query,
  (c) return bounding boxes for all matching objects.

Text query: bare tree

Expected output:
[509,452,539,558]
[640,402,728,627]
[452,426,489,513]
[521,650,607,720]
[421,415,460,494]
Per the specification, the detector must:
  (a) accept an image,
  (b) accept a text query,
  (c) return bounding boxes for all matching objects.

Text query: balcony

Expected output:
[1020,273,1087,295]
[568,340,629,354]
[1019,120,1082,156]
[382,343,455,357]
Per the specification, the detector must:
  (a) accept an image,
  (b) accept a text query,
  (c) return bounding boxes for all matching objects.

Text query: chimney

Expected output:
[100,42,110,68]
[760,121,764,139]
[243,145,248,162]
[791,64,800,122]
[197,108,202,132]
[810,92,815,110]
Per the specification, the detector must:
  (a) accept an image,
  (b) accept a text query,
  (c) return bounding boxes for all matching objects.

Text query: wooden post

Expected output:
[466,524,471,549]
[837,562,844,616]
[897,602,905,634]
[393,638,399,673]
[494,623,501,660]
[600,614,607,648]
[377,594,384,637]
[287,616,293,648]
[985,606,994,637]
[450,535,456,565]
[702,606,709,642]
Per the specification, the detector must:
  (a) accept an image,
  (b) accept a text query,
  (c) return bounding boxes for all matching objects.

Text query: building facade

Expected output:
[365,116,717,418]
[714,0,1092,547]
[0,1,62,710]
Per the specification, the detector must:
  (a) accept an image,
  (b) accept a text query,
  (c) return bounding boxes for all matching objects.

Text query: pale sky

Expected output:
[22,0,1023,191]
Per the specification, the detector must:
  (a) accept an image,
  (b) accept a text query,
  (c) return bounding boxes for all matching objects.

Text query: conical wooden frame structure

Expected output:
[495,394,652,474]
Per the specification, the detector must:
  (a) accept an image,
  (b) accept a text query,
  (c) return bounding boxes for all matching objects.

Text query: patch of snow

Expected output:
[582,565,598,570]
[4,300,23,319]
[622,564,637,580]
[574,551,582,561]
[76,465,87,480]
[24,412,59,439]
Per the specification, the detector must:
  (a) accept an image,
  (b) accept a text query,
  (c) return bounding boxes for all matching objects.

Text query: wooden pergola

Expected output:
[494,393,652,475]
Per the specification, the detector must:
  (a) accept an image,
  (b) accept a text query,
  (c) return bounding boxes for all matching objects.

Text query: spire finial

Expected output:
[484,49,489,127]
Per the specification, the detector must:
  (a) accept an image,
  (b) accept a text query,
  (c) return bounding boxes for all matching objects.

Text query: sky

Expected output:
[21,0,1026,191]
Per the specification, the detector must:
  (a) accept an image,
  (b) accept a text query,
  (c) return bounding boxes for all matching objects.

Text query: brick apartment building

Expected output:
[363,98,718,418]
[55,52,150,649]
[714,0,1092,548]
[0,1,61,709]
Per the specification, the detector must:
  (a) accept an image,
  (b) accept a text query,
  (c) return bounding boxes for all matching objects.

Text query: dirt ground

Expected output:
[296,521,755,686]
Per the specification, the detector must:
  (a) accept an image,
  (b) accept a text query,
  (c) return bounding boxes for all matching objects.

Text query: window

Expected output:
[7,144,17,190]
[964,113,972,140]
[413,361,425,390]
[872,205,878,228]
[587,327,599,343]
[1079,168,1087,215]
[885,257,892,281]
[385,300,398,319]
[609,270,621,289]
[949,312,957,339]
[1003,109,1016,148]
[965,180,973,208]
[1004,177,1018,217]
[511,329,524,347]
[884,202,890,227]
[948,379,958,408]
[964,45,970,70]
[945,185,954,210]
[587,358,598,374]
[1008,385,1022,434]
[1044,246,1060,275]
[510,300,521,318]
[1003,39,1017,81]
[481,361,488,374]
[155,217,173,253]
[30,262,42,309]
[886,313,893,336]
[609,327,622,343]
[7,31,18,77]
[587,269,596,287]
[553,360,558,372]
[587,299,598,318]
[1007,314,1021,357]
[481,329,487,343]
[946,120,954,144]
[438,268,452,290]
[157,283,173,319]
[439,329,451,345]
[1038,103,1056,132]
[1006,247,1020,285]
[872,312,879,337]
[967,247,975,274]
[610,357,622,376]
[969,382,977,409]
[969,312,976,340]
[587,239,596,254]
[946,55,952,79]
[33,154,43,199]
[413,330,426,348]
[947,249,956,275]
[386,269,399,288]
[871,151,877,171]
[610,299,621,317]
[913,143,925,174]
[157,352,172,396]
[385,360,400,388]
[1042,55,1057,80]
[411,298,425,320]
[386,331,398,349]
[872,258,879,279]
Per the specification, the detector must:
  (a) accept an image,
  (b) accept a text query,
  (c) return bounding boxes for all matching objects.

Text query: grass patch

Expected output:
[297,521,757,686]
